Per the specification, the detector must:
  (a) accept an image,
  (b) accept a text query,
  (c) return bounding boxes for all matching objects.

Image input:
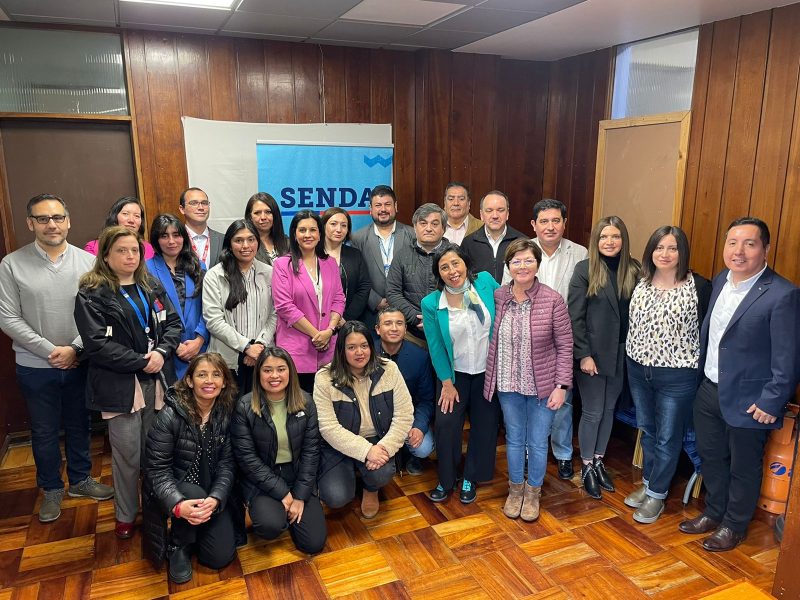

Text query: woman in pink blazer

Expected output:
[272,210,346,392]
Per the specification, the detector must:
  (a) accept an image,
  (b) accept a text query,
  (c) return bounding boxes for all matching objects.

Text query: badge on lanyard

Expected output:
[120,285,151,335]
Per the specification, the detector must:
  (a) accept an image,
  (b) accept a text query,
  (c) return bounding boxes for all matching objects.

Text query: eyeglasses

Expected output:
[509,258,537,268]
[30,215,67,224]
[186,200,211,207]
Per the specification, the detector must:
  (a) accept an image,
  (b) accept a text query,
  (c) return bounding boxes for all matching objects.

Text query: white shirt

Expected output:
[704,264,768,383]
[33,240,67,268]
[186,224,210,264]
[439,288,490,374]
[445,220,468,245]
[372,222,397,276]
[533,237,587,301]
[485,225,506,258]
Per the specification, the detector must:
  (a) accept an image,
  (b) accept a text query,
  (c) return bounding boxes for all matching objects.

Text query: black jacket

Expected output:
[319,366,396,477]
[339,245,372,321]
[461,225,526,283]
[142,389,235,568]
[73,279,182,412]
[386,243,441,338]
[231,392,319,504]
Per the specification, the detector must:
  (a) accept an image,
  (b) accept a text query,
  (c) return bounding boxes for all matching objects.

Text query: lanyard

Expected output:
[378,233,394,276]
[120,285,151,334]
[190,234,209,265]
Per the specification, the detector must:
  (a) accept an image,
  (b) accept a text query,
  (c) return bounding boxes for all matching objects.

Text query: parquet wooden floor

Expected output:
[0,434,780,599]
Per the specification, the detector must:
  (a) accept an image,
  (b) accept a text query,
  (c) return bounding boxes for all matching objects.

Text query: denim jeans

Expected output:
[406,428,434,458]
[549,389,574,461]
[15,364,92,491]
[498,391,557,487]
[626,358,698,499]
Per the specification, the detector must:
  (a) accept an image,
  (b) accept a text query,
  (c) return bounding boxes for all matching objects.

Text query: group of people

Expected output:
[0,182,797,584]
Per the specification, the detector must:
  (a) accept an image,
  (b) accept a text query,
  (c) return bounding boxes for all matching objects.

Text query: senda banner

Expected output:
[256,142,394,234]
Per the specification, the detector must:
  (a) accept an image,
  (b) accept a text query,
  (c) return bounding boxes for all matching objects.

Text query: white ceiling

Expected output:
[0,0,793,59]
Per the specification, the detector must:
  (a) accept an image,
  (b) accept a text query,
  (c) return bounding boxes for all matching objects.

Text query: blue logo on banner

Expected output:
[257,143,394,234]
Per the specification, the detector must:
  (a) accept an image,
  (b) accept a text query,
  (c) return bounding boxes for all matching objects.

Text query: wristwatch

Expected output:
[555,384,569,390]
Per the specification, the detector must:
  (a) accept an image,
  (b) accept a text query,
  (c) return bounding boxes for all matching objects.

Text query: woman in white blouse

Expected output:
[624,226,711,523]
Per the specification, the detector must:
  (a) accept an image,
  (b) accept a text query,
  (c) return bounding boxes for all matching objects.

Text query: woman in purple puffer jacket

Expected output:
[484,238,573,523]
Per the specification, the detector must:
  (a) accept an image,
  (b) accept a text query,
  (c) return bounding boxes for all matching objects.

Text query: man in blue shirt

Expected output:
[374,307,435,474]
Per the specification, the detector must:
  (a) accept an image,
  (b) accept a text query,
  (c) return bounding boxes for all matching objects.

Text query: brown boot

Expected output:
[520,483,541,522]
[361,490,380,519]
[503,481,525,519]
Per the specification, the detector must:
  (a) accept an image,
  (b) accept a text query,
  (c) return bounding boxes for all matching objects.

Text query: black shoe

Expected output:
[167,545,193,584]
[593,457,615,492]
[406,457,423,476]
[459,479,477,504]
[428,483,451,503]
[581,464,602,499]
[557,459,574,480]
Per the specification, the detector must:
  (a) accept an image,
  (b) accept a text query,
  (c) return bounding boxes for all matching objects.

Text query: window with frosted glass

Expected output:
[611,29,698,120]
[0,28,128,115]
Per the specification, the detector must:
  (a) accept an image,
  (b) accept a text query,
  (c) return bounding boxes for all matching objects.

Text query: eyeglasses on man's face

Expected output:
[186,200,211,208]
[30,214,67,224]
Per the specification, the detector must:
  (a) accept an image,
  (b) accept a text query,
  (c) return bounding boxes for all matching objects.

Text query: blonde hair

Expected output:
[79,226,151,293]
[586,216,639,298]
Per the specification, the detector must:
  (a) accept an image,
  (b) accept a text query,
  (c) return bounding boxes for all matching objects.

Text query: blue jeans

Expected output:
[15,364,92,491]
[626,358,697,499]
[549,389,574,460]
[498,392,557,487]
[406,429,434,458]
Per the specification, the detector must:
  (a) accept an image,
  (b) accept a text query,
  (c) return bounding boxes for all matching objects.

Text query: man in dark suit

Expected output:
[350,185,416,328]
[460,190,525,283]
[679,217,799,552]
[179,187,223,268]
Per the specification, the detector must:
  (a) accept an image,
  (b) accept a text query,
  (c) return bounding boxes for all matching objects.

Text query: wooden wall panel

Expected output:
[265,41,295,124]
[683,4,800,284]
[176,35,212,120]
[235,38,268,123]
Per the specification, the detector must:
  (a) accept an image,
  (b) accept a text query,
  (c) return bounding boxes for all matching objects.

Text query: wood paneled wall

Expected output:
[125,31,609,241]
[682,4,800,283]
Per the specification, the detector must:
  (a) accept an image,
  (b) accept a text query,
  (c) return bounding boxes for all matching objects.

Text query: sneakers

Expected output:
[405,457,424,476]
[633,496,665,524]
[428,483,451,503]
[624,484,648,508]
[459,479,477,504]
[68,477,115,501]
[39,488,64,523]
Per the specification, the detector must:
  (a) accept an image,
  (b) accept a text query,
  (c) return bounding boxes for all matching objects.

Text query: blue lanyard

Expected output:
[120,285,151,334]
[378,233,394,276]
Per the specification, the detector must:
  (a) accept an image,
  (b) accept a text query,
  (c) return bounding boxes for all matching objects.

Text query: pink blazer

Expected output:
[84,239,155,261]
[272,255,346,374]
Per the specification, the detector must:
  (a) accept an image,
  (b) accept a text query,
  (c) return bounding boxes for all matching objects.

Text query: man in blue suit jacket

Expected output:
[679,217,800,552]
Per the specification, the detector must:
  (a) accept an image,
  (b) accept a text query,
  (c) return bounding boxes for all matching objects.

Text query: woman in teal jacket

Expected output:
[421,243,500,504]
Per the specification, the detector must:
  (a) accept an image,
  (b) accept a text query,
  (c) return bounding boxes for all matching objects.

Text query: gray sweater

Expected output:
[0,242,94,368]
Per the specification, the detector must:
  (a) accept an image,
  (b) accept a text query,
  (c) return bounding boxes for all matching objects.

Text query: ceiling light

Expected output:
[342,0,465,27]
[120,0,236,9]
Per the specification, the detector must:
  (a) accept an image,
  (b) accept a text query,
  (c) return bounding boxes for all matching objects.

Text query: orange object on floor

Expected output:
[759,404,799,514]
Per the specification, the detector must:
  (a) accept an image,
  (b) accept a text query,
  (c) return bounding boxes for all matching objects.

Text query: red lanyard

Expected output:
[190,234,209,265]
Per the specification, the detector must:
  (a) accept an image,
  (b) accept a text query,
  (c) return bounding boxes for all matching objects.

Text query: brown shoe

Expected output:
[503,481,524,519]
[702,526,745,552]
[361,490,380,519]
[679,514,719,535]
[520,483,541,522]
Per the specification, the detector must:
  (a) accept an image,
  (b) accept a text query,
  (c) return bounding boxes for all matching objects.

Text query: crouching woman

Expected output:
[231,346,327,554]
[143,352,238,584]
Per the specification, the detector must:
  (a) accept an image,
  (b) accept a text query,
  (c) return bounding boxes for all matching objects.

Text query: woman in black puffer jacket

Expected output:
[231,346,326,554]
[143,352,238,584]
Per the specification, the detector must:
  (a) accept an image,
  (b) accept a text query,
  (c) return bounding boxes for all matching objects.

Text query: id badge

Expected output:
[147,338,155,353]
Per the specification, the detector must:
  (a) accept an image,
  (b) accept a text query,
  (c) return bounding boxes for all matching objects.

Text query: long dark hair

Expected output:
[640,225,691,283]
[149,214,204,295]
[587,215,639,298]
[172,352,238,424]
[219,219,260,311]
[432,242,476,290]
[104,196,146,236]
[251,346,307,416]
[327,321,385,388]
[245,192,289,258]
[288,210,328,274]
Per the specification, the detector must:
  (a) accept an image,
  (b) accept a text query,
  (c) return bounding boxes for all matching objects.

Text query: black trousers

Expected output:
[248,463,327,555]
[171,482,236,570]
[318,437,396,508]
[694,379,770,535]
[434,371,501,490]
[297,372,316,394]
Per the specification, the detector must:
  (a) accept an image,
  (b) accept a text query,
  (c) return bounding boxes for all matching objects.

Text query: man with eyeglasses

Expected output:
[179,187,223,268]
[531,199,587,481]
[0,193,114,524]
